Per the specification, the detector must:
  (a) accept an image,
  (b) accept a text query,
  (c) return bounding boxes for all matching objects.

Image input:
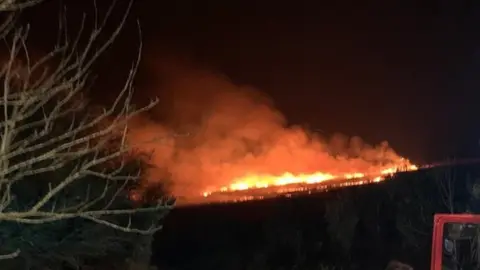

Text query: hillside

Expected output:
[152,162,480,270]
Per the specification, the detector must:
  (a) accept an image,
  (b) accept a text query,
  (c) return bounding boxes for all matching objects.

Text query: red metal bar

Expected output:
[430,214,480,270]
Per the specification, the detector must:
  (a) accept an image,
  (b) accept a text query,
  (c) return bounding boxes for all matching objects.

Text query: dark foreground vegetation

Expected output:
[153,162,480,270]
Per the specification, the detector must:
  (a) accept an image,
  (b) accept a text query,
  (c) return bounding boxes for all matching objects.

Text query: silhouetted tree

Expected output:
[0,1,173,269]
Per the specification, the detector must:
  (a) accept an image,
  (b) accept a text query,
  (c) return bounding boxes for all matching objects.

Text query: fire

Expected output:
[120,61,426,204]
[202,161,418,197]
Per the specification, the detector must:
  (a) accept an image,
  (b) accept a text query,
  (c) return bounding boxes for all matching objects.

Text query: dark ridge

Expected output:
[152,162,480,270]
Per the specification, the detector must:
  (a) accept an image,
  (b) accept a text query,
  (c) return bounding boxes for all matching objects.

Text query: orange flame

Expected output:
[123,61,423,203]
[202,161,418,197]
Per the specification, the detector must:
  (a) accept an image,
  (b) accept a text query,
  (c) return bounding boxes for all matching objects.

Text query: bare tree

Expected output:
[0,0,172,264]
[392,164,464,266]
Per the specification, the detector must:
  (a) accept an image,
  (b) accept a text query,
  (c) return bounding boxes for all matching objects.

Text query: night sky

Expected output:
[25,0,480,164]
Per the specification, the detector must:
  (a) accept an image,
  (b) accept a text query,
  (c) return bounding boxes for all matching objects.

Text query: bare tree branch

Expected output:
[0,248,19,260]
[0,0,173,261]
[436,164,456,213]
[0,0,43,12]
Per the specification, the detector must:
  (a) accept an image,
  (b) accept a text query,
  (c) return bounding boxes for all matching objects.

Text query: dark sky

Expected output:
[26,0,480,163]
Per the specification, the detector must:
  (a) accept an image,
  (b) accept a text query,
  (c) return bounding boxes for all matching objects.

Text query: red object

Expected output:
[430,214,480,270]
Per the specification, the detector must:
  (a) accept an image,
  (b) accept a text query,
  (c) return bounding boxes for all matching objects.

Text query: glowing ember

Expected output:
[202,161,418,197]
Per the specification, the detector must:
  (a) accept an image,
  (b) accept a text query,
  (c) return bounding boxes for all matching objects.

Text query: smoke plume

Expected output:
[128,58,406,199]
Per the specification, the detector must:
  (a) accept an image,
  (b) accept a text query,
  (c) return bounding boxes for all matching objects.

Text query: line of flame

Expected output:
[202,163,419,197]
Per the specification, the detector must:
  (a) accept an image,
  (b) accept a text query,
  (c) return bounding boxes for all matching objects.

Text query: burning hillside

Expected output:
[201,161,418,199]
[128,58,419,204]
